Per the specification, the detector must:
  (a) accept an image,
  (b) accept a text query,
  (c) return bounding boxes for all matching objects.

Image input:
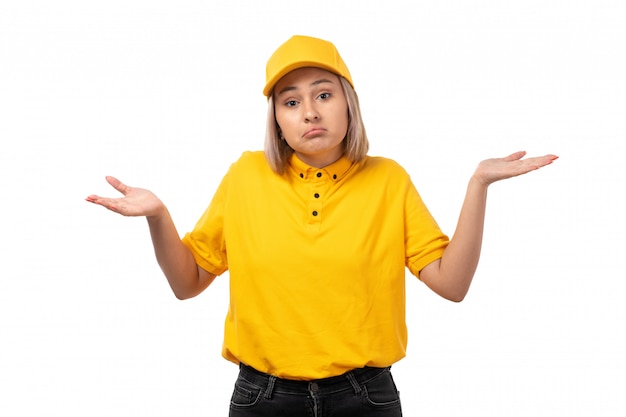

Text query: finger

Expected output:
[528,154,559,169]
[105,176,130,195]
[502,151,527,162]
[85,195,116,208]
[507,155,557,177]
[85,195,127,214]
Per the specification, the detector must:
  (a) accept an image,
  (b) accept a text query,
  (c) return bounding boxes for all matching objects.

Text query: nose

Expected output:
[303,101,320,122]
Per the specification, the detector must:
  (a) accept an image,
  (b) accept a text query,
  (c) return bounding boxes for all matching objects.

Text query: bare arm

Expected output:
[420,151,558,302]
[86,176,216,299]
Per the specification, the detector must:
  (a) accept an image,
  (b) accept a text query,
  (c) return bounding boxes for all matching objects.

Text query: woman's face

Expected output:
[273,67,349,168]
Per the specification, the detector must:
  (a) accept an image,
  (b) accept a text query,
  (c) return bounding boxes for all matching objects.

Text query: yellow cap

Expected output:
[263,35,353,97]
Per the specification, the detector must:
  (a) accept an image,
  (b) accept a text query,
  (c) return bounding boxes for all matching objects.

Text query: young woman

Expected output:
[87,35,557,416]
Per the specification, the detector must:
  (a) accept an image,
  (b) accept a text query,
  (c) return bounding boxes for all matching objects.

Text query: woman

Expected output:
[87,35,557,416]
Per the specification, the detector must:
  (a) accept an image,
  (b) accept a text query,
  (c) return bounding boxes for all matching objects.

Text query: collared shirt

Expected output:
[182,151,449,380]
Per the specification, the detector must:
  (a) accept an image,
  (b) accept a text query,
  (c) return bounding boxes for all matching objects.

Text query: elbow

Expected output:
[422,260,473,303]
[171,287,198,301]
[174,292,191,301]
[447,292,467,303]
[441,274,473,302]
[168,269,211,300]
[431,287,468,302]
[441,286,469,303]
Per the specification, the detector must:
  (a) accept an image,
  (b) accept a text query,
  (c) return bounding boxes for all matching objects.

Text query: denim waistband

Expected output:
[238,363,390,398]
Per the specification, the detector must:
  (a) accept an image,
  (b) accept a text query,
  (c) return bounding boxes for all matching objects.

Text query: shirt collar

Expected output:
[288,153,354,181]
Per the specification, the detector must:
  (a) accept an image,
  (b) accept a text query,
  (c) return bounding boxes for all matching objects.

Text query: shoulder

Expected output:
[223,151,283,191]
[359,156,411,179]
[228,151,272,174]
[232,150,267,166]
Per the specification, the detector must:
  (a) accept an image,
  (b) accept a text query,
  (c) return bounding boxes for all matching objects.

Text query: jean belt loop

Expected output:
[264,375,277,400]
[345,371,362,395]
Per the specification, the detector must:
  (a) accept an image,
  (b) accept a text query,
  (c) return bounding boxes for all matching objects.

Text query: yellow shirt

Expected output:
[182,151,449,380]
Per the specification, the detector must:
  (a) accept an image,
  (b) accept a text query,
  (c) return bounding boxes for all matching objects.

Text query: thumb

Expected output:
[105,176,130,195]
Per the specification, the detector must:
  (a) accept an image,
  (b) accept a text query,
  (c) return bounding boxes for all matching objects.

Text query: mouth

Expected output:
[303,127,326,139]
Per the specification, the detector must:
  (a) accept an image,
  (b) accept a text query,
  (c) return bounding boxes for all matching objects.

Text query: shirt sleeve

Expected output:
[404,179,449,279]
[181,169,230,276]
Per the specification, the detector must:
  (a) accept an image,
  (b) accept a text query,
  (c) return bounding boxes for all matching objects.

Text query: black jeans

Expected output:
[229,363,402,416]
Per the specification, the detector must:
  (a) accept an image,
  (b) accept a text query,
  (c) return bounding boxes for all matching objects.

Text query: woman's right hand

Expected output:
[86,176,165,218]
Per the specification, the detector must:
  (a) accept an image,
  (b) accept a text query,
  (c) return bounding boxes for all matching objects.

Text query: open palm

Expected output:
[86,176,165,217]
[474,151,558,186]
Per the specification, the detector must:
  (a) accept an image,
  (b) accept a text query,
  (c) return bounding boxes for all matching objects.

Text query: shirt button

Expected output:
[312,211,318,216]
[316,172,322,178]
[300,173,304,178]
[314,193,320,198]
[333,174,337,179]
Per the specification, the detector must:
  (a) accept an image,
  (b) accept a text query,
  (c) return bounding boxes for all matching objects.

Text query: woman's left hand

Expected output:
[473,151,558,186]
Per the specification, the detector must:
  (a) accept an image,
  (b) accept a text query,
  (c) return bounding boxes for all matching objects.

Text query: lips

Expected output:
[303,127,326,138]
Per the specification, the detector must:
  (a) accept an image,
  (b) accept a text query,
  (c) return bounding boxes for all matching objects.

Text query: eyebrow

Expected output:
[276,78,335,97]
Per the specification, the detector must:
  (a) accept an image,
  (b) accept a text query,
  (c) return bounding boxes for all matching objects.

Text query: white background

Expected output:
[1,0,625,416]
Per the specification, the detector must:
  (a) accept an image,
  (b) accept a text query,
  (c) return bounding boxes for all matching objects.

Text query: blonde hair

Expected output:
[264,77,369,175]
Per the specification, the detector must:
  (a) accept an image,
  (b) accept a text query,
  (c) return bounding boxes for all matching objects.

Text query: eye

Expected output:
[318,92,331,100]
[285,100,298,107]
